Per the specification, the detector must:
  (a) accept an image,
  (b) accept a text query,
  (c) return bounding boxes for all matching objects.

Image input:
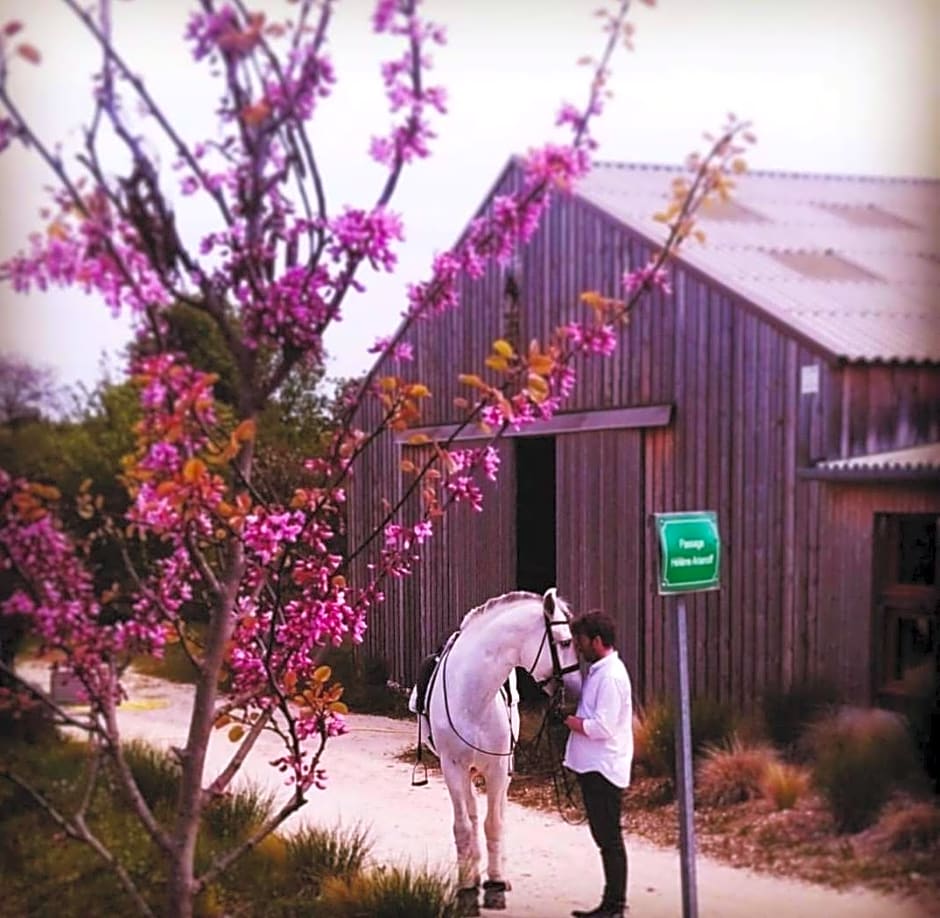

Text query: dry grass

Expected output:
[863,799,940,853]
[696,737,778,806]
[760,761,812,811]
[804,706,919,833]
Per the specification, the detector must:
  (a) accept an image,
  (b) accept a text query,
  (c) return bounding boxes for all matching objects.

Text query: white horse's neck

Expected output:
[447,602,542,704]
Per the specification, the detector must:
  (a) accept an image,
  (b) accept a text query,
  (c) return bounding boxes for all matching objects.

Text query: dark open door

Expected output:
[873,513,940,705]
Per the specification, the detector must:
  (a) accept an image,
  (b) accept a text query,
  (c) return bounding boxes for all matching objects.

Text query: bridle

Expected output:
[435,606,580,758]
[529,610,581,693]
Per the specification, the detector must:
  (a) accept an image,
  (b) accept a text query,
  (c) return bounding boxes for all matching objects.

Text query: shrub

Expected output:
[202,783,275,842]
[634,696,737,781]
[761,678,840,755]
[317,865,460,918]
[806,707,919,833]
[868,801,940,853]
[286,823,372,891]
[122,740,180,809]
[759,760,811,811]
[696,737,777,806]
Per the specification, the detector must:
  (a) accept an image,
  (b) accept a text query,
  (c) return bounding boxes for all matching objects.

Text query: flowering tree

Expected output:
[0,0,751,914]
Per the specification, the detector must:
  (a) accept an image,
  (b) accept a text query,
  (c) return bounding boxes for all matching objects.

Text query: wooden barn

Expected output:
[349,160,940,718]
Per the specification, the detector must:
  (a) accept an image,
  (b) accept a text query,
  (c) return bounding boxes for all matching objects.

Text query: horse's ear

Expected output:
[542,587,557,618]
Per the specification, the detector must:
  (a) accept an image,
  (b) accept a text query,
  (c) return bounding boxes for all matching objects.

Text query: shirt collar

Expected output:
[588,649,619,674]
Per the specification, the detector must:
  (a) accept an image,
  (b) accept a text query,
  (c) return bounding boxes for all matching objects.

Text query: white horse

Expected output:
[410,588,582,915]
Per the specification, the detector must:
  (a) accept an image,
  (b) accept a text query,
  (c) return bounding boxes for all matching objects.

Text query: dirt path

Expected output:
[23,665,936,917]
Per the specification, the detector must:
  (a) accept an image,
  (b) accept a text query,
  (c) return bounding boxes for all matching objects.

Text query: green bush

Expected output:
[761,678,840,754]
[317,864,460,918]
[635,696,737,781]
[805,706,919,833]
[286,822,372,891]
[121,740,180,809]
[202,782,275,842]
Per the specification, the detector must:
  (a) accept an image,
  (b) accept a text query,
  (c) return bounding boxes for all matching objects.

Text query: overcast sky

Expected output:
[1,0,937,391]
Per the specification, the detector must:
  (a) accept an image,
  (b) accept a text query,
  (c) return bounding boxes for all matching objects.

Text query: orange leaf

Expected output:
[313,665,331,683]
[406,433,431,446]
[232,418,256,442]
[182,458,206,483]
[529,354,554,375]
[458,373,486,390]
[492,338,514,358]
[329,701,349,715]
[240,100,272,127]
[228,725,245,742]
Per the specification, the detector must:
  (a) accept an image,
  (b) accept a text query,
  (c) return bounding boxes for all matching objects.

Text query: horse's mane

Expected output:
[457,589,571,631]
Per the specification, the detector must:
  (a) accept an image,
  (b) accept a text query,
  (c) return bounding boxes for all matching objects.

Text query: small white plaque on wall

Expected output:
[800,364,819,396]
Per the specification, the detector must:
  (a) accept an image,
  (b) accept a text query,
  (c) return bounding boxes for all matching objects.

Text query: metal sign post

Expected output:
[654,511,721,918]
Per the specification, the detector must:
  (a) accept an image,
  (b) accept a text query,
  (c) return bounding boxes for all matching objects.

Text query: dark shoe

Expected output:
[571,907,625,918]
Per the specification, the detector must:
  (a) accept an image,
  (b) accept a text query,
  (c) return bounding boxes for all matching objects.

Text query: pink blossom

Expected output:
[624,262,673,297]
[328,207,404,272]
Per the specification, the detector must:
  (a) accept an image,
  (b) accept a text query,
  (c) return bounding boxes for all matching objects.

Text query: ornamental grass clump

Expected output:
[286,822,372,890]
[868,801,940,853]
[805,707,919,833]
[121,740,180,810]
[316,864,461,918]
[696,736,778,806]
[759,760,812,811]
[634,697,737,782]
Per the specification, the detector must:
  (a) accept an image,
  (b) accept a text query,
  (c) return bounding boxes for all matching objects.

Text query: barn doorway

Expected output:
[873,512,939,789]
[515,436,556,594]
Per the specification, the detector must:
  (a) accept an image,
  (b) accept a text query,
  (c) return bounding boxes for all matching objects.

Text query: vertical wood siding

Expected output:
[349,159,940,709]
[816,484,940,702]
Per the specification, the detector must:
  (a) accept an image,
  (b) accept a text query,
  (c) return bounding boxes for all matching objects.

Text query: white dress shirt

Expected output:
[563,650,634,788]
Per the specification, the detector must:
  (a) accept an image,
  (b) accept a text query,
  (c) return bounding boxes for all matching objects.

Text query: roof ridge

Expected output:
[589,160,940,186]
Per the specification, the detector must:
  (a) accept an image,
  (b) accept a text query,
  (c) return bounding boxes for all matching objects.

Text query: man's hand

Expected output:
[564,714,585,734]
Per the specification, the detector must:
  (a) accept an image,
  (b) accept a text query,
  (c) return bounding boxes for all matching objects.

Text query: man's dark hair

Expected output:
[571,610,616,648]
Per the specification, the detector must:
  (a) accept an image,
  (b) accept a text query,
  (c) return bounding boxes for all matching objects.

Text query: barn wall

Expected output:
[350,159,940,710]
[814,482,940,704]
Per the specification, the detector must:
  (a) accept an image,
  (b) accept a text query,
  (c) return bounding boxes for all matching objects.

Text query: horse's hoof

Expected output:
[457,885,480,916]
[482,880,509,910]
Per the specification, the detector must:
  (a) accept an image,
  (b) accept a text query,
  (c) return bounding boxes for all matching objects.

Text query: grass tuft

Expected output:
[805,707,919,833]
[317,864,460,918]
[759,760,812,811]
[696,736,777,806]
[868,801,940,853]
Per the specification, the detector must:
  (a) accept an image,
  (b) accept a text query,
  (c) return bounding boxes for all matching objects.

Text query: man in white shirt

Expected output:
[563,611,633,918]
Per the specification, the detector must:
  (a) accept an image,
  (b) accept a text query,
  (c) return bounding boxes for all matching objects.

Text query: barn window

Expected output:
[873,514,939,701]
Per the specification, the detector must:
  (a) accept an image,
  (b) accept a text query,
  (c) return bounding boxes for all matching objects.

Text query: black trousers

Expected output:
[576,770,627,910]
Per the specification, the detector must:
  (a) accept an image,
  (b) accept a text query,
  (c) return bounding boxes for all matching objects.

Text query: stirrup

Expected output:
[411,760,428,787]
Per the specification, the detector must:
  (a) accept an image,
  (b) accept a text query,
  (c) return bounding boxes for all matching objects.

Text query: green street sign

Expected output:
[655,511,721,595]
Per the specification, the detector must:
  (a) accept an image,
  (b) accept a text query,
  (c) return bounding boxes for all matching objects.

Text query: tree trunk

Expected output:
[165,848,195,918]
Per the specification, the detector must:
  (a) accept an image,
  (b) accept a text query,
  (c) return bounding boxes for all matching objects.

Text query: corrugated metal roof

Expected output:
[799,442,940,481]
[819,442,940,471]
[575,163,940,363]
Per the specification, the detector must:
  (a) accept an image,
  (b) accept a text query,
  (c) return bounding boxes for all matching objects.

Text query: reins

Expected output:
[432,607,578,759]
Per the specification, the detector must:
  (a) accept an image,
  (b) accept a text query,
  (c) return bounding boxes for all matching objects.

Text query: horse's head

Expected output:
[531,587,582,704]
